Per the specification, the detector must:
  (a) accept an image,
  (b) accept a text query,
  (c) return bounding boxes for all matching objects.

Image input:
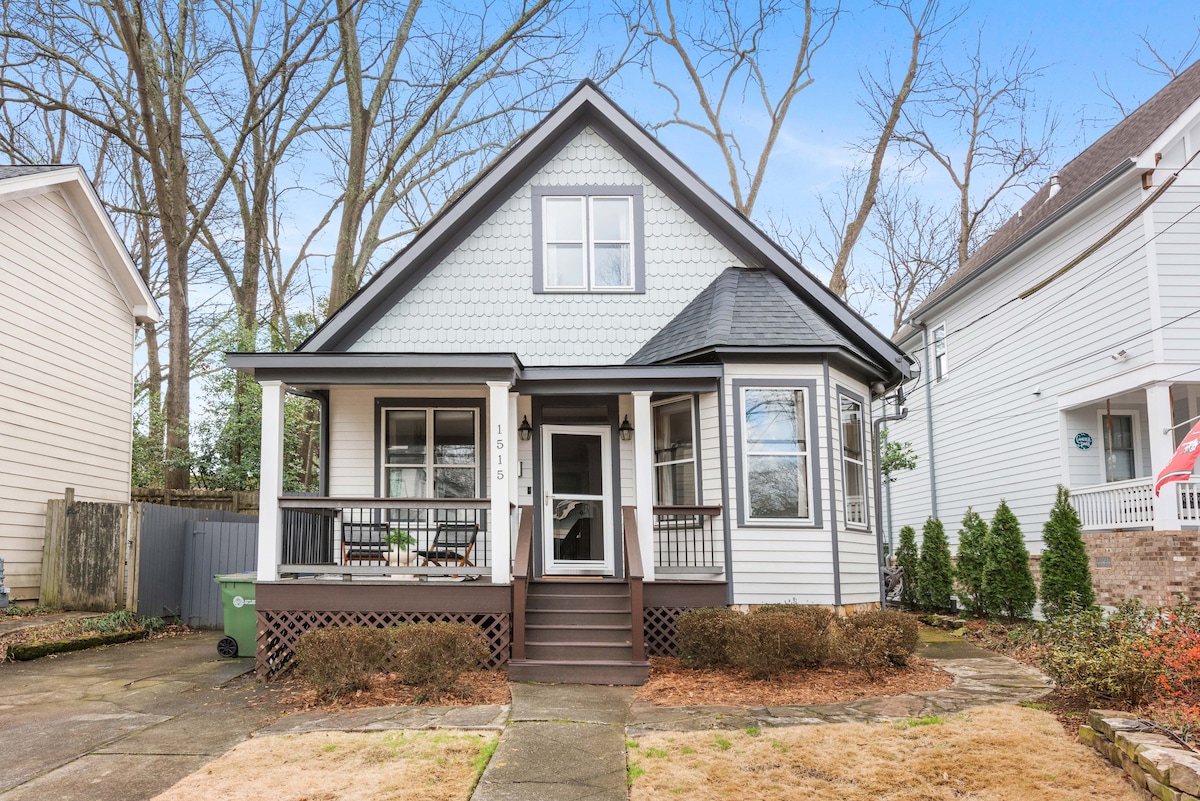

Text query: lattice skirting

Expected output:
[644,606,689,658]
[256,610,511,676]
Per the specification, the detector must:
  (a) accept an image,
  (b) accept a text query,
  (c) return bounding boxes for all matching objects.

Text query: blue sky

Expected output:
[597,0,1199,321]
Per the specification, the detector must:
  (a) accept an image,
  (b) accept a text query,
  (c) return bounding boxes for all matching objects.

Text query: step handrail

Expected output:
[622,506,645,662]
[512,507,534,661]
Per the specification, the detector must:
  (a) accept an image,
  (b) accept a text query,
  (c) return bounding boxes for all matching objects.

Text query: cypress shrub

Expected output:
[984,500,1037,619]
[955,508,992,617]
[1039,485,1095,619]
[895,525,920,609]
[917,517,955,613]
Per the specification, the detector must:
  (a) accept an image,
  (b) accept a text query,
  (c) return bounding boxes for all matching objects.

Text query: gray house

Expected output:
[229,82,910,683]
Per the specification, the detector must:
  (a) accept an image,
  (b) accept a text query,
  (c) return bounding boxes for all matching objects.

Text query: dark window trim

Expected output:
[532,185,645,294]
[732,379,822,529]
[650,393,702,506]
[373,397,488,498]
[836,384,870,532]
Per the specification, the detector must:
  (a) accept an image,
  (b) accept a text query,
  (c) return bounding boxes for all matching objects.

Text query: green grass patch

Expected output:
[896,715,947,728]
[713,736,733,751]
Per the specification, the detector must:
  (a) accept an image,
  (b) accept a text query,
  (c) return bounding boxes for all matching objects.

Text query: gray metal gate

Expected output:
[136,504,257,627]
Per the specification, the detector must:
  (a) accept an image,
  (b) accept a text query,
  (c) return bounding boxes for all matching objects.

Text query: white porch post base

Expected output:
[257,380,287,582]
[1147,382,1183,530]
[488,381,513,584]
[632,391,655,581]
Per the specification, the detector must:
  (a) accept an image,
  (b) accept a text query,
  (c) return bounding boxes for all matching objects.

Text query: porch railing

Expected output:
[652,505,723,573]
[1177,481,1200,523]
[1070,478,1155,531]
[277,497,490,578]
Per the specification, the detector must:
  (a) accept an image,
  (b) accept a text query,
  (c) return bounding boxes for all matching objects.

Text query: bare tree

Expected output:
[866,182,957,336]
[622,0,838,217]
[322,0,579,311]
[896,36,1058,267]
[825,0,953,297]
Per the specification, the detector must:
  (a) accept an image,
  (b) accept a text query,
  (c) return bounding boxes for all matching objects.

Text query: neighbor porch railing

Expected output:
[1070,478,1155,531]
[652,505,723,573]
[277,497,490,578]
[1177,481,1200,523]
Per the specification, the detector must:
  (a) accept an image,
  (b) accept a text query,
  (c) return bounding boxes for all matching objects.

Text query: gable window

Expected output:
[1101,414,1135,482]
[653,397,697,506]
[932,324,948,380]
[740,387,812,522]
[840,393,867,527]
[382,408,479,499]
[533,186,645,293]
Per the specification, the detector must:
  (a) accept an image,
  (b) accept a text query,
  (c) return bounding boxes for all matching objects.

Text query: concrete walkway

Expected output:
[470,635,1049,800]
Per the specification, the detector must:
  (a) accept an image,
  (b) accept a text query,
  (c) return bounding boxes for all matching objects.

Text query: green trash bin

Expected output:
[213,572,257,658]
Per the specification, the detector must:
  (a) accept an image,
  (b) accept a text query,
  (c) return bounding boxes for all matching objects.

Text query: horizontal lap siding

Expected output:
[886,181,1154,554]
[327,386,488,497]
[722,363,840,605]
[1155,169,1200,357]
[830,369,879,605]
[0,189,137,600]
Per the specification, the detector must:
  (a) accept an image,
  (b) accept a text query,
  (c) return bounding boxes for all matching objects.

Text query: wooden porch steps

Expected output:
[509,579,649,685]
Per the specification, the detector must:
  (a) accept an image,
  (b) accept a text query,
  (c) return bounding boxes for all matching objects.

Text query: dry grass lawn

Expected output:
[627,705,1144,801]
[152,729,497,801]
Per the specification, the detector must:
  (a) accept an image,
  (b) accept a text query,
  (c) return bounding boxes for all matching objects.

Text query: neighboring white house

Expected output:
[228,82,911,683]
[884,61,1200,605]
[0,165,160,603]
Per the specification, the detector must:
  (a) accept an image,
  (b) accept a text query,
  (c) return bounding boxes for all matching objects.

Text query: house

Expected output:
[227,81,911,683]
[0,165,161,604]
[883,61,1200,607]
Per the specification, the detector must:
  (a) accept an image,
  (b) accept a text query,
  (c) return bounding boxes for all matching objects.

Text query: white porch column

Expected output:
[488,381,513,584]
[632,391,656,581]
[257,380,287,582]
[1147,382,1183,530]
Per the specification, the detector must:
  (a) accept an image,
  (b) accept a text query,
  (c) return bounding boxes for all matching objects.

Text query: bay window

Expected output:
[739,386,813,523]
[840,393,867,527]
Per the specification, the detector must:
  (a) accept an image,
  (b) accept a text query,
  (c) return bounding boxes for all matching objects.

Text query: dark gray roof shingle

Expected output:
[628,267,873,365]
[0,164,74,180]
[905,58,1200,334]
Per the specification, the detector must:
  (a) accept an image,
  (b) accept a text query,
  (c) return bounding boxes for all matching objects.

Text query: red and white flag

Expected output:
[1155,419,1200,496]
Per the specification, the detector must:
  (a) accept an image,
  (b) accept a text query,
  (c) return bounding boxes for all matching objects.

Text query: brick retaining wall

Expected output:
[1081,531,1199,607]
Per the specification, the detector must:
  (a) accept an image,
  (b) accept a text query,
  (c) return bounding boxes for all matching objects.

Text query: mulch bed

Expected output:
[0,617,189,662]
[274,669,512,711]
[634,655,954,707]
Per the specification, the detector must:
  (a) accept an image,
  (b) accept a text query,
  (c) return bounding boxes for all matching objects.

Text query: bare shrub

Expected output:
[728,611,832,679]
[835,610,921,677]
[390,622,488,692]
[676,608,742,668]
[294,626,391,700]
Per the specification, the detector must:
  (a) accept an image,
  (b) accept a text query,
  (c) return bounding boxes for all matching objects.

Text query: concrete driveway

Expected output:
[0,631,277,801]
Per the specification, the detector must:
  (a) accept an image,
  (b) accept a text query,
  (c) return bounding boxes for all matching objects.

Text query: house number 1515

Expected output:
[495,424,504,481]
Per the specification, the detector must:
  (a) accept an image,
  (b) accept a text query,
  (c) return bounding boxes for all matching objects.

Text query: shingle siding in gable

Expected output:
[348,127,743,364]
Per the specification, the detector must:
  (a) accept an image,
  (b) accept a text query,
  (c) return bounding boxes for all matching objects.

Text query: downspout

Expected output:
[874,393,909,608]
[919,323,938,519]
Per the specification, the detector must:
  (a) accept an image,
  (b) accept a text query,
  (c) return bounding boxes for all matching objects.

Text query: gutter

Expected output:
[874,393,909,608]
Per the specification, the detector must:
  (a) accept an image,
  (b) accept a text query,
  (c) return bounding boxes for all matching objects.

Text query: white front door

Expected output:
[541,425,614,575]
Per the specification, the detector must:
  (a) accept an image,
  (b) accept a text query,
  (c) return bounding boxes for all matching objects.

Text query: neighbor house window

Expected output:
[1102,414,1135,482]
[653,397,696,506]
[933,324,948,380]
[740,387,811,522]
[533,186,644,293]
[840,394,867,527]
[382,408,479,499]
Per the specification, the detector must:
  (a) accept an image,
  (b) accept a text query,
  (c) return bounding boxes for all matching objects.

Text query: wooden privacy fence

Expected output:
[41,490,130,612]
[131,488,259,514]
[41,489,258,624]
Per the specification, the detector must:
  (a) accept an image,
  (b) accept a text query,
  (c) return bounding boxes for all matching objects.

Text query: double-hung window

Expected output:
[534,187,644,293]
[740,387,812,522]
[652,397,697,506]
[382,408,479,500]
[1101,414,1136,482]
[932,324,948,380]
[840,394,867,527]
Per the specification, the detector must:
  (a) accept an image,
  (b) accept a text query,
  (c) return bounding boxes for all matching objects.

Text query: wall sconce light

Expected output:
[517,415,532,442]
[619,415,634,442]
